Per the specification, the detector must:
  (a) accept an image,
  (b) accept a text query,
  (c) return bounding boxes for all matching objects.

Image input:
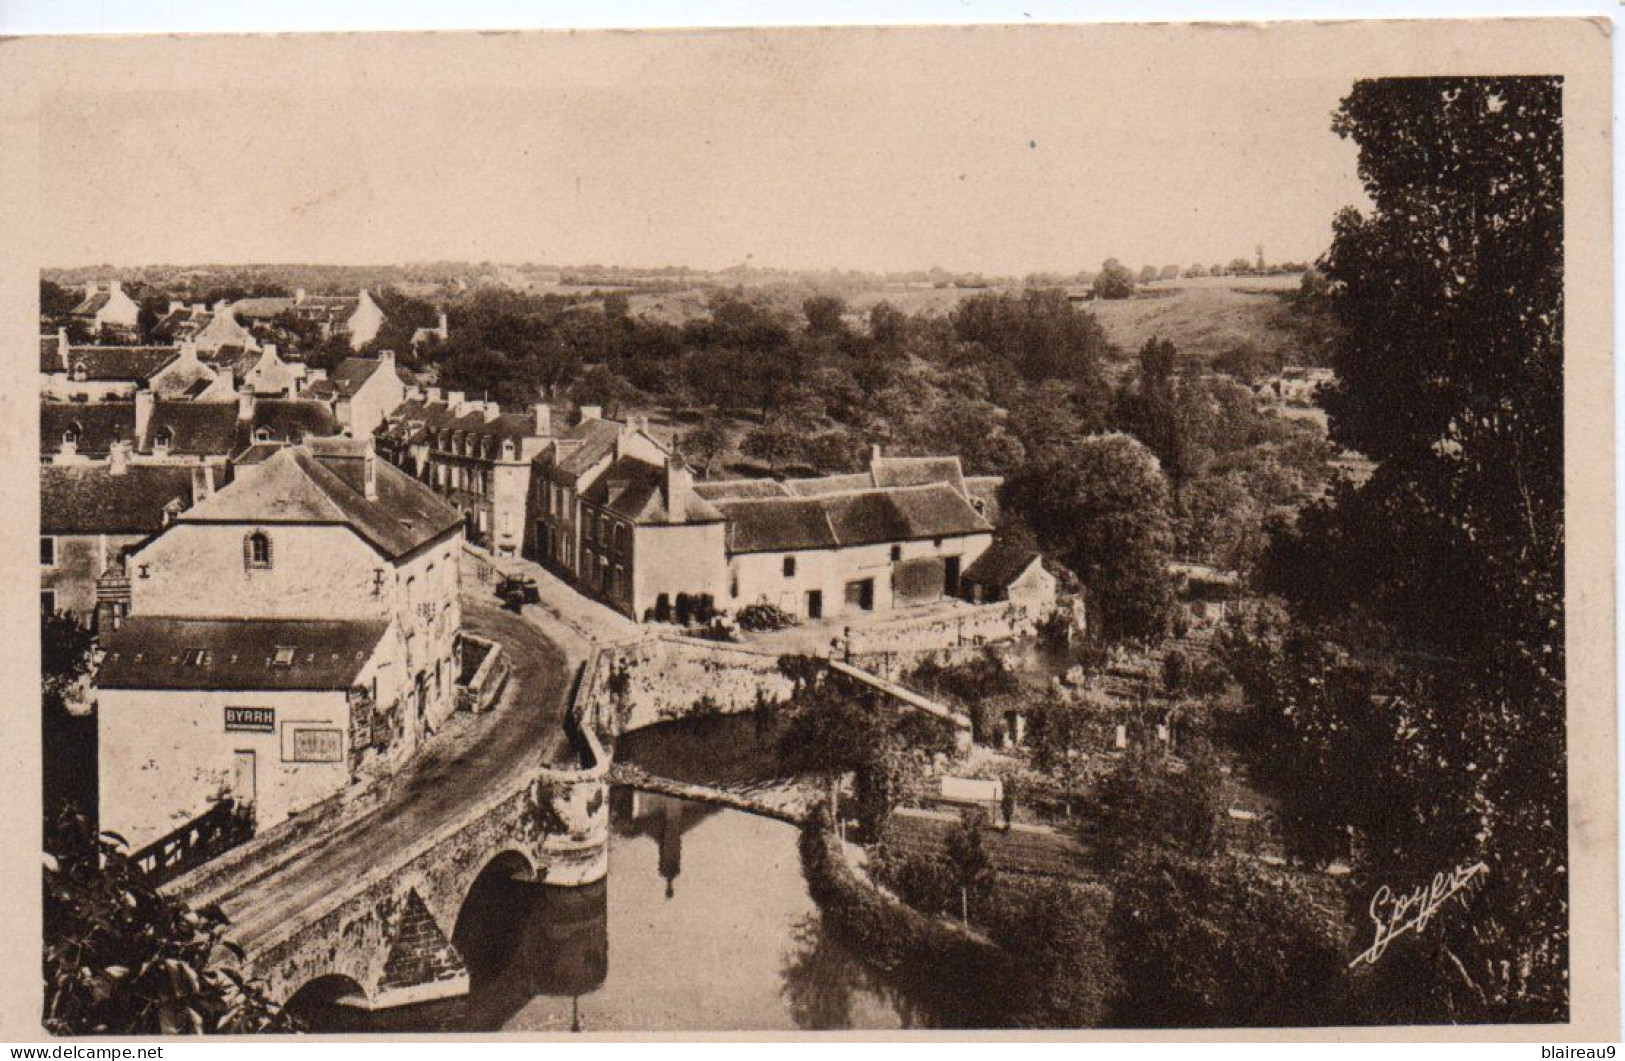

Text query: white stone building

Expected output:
[96,438,463,848]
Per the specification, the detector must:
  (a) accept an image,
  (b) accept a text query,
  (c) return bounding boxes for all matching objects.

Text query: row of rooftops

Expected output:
[42,395,341,460]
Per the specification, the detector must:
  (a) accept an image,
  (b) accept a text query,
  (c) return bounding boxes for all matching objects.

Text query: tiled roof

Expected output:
[175,443,461,559]
[549,419,629,480]
[314,356,413,399]
[714,482,991,554]
[581,456,722,524]
[230,297,298,319]
[40,464,198,535]
[785,473,875,497]
[41,402,138,456]
[965,475,1003,523]
[692,478,793,501]
[64,345,178,382]
[143,402,238,456]
[961,537,1042,589]
[239,400,342,451]
[871,455,967,494]
[71,291,111,317]
[98,617,389,691]
[233,442,286,466]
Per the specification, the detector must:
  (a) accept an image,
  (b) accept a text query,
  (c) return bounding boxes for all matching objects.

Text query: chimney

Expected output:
[263,342,279,362]
[664,456,692,522]
[579,404,602,422]
[364,441,379,500]
[134,390,154,441]
[237,388,256,421]
[629,414,650,436]
[533,402,552,437]
[55,328,68,371]
[192,463,215,500]
[378,349,395,369]
[871,443,882,463]
[108,441,129,476]
[108,280,125,298]
[177,339,198,364]
[84,281,99,298]
[437,311,448,337]
[482,402,501,424]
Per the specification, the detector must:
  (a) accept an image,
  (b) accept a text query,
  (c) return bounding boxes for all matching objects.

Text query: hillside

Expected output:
[1087,278,1335,368]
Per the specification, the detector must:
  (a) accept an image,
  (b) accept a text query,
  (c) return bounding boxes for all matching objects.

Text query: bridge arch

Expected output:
[453,850,538,980]
[283,973,369,1025]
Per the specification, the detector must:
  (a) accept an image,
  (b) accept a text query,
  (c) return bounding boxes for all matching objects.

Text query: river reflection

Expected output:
[295,787,930,1032]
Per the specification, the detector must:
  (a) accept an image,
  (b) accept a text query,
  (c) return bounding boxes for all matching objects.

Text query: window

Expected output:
[245,531,273,569]
[182,648,209,667]
[40,537,55,567]
[783,556,797,578]
[40,590,55,614]
[153,427,174,454]
[890,544,902,563]
[70,362,87,382]
[62,426,80,448]
[271,645,296,667]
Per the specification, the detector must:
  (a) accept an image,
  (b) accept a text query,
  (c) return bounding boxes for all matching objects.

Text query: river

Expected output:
[293,714,949,1032]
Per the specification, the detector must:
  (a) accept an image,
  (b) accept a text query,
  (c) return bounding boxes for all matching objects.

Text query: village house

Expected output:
[959,537,1056,607]
[375,388,553,555]
[41,452,208,626]
[410,311,450,353]
[530,419,1002,623]
[95,437,464,849]
[300,350,413,437]
[69,280,141,339]
[40,332,184,401]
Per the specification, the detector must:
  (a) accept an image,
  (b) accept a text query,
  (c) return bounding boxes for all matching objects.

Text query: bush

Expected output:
[736,599,800,632]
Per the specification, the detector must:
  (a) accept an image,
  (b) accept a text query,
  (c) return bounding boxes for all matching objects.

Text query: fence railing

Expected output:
[129,800,255,885]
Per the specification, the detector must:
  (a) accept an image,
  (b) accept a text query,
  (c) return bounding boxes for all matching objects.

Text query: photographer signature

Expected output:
[1348,861,1489,968]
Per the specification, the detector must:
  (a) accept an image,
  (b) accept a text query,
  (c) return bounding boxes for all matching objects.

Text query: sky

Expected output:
[36,27,1371,275]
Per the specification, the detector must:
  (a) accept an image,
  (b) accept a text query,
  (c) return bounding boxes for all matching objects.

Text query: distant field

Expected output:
[1086,281,1312,365]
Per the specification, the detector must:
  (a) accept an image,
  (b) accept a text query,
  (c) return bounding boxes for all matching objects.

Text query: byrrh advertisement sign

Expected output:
[224,706,275,733]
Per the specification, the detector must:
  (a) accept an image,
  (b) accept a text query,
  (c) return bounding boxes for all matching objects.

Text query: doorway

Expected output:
[844,578,875,612]
[232,750,256,819]
[805,590,823,620]
[943,556,962,598]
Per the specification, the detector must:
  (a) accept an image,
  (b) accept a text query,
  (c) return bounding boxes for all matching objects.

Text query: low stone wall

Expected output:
[582,635,797,737]
[455,633,510,714]
[841,600,1048,679]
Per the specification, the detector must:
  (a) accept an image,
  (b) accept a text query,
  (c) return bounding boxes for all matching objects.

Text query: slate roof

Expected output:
[41,402,138,457]
[961,537,1043,590]
[580,456,722,525]
[692,478,794,501]
[965,475,1003,523]
[98,617,389,691]
[40,464,198,535]
[143,402,238,456]
[150,308,212,343]
[63,346,178,382]
[175,443,461,559]
[539,418,635,482]
[233,442,286,466]
[713,482,991,554]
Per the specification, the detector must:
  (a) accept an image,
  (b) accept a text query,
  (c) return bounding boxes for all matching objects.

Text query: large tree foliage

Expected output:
[43,810,289,1034]
[1250,77,1566,1021]
[1004,432,1175,641]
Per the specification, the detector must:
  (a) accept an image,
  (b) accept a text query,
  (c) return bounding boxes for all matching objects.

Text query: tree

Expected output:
[802,295,848,338]
[43,808,290,1034]
[944,807,995,918]
[1087,744,1224,868]
[40,278,81,320]
[679,414,734,478]
[1106,849,1346,1027]
[1003,433,1175,641]
[1158,264,1181,281]
[1137,265,1160,284]
[43,612,97,823]
[1092,259,1136,300]
[1184,264,1209,278]
[1255,77,1566,1021]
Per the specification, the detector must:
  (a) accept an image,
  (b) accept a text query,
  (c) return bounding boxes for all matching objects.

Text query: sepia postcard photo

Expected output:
[0,16,1613,1041]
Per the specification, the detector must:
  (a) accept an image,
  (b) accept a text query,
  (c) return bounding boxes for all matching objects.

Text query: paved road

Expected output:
[196,585,585,951]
